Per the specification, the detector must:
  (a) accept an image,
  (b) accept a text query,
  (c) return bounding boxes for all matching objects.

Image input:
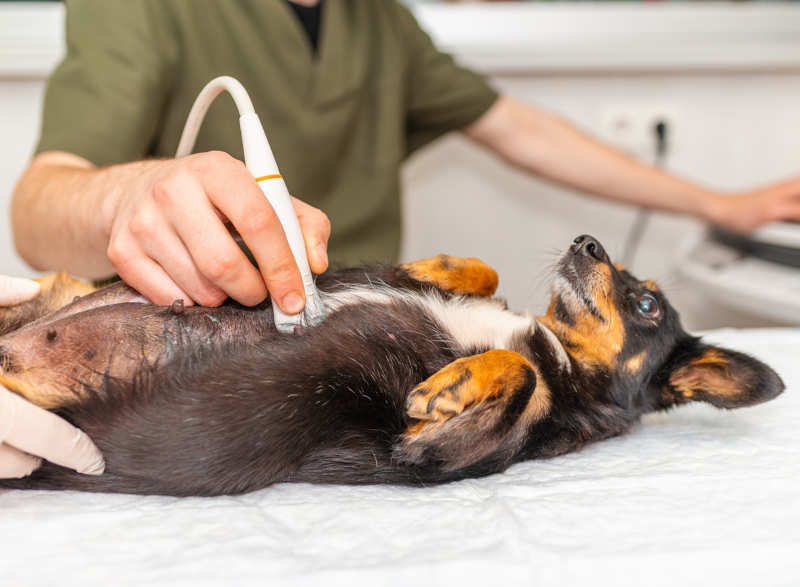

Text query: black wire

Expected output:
[620,120,669,268]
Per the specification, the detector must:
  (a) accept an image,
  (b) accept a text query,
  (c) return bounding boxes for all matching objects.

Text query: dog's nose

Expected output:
[571,235,606,261]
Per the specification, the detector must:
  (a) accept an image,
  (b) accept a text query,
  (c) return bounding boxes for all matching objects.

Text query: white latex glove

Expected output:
[0,275,105,478]
[0,274,41,305]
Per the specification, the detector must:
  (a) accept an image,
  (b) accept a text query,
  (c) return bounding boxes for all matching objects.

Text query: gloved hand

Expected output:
[0,274,41,305]
[0,275,104,478]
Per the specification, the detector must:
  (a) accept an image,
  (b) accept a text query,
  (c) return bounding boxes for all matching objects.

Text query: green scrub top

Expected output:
[36,0,498,267]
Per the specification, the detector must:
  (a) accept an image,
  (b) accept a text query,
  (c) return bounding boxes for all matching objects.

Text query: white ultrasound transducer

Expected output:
[175,76,326,333]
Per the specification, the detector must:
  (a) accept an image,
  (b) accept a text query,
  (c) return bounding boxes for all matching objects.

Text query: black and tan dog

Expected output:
[0,235,784,495]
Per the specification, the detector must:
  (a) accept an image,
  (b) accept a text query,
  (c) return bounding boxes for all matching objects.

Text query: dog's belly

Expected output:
[0,291,276,409]
[0,281,540,413]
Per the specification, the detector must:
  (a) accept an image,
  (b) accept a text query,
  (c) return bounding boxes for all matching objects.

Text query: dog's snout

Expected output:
[571,235,605,261]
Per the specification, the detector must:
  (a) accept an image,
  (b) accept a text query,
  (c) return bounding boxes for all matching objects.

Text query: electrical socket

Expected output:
[599,105,677,159]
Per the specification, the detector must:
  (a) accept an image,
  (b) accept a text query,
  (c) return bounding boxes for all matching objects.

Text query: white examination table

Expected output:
[2,328,798,586]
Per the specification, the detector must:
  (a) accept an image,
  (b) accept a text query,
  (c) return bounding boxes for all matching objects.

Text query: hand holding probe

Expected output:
[175,76,326,333]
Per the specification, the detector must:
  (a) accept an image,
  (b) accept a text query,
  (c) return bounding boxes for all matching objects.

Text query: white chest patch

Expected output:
[322,286,534,352]
[419,295,534,351]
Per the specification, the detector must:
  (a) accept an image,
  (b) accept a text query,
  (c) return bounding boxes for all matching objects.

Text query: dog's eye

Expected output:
[636,294,660,318]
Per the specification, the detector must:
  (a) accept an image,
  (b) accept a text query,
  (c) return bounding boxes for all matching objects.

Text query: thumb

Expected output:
[0,387,105,475]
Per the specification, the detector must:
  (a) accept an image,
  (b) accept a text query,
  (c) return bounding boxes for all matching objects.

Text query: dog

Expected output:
[0,235,784,496]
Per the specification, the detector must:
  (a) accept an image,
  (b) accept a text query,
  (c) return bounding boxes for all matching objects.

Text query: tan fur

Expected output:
[405,349,550,425]
[669,349,741,399]
[0,272,97,339]
[35,273,97,308]
[0,273,98,409]
[402,255,499,297]
[624,351,647,374]
[0,372,83,410]
[538,264,625,369]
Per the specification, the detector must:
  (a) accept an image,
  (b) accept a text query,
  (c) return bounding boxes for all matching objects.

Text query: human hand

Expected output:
[0,274,104,478]
[0,274,41,306]
[709,176,800,232]
[0,386,105,478]
[103,151,331,310]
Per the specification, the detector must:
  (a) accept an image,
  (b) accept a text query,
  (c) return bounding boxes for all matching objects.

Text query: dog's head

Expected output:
[540,234,784,413]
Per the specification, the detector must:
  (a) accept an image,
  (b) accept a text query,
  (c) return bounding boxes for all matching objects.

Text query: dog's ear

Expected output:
[659,343,784,409]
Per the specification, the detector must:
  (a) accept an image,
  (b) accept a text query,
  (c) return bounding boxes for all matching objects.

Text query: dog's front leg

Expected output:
[397,350,552,473]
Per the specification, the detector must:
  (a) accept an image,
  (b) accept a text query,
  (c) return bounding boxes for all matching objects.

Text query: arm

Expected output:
[465,95,800,231]
[11,151,330,311]
[13,2,328,313]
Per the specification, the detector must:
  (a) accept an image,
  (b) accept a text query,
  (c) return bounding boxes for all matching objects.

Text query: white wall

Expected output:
[401,4,800,329]
[0,79,46,278]
[402,71,800,328]
[1,3,799,329]
[0,2,62,278]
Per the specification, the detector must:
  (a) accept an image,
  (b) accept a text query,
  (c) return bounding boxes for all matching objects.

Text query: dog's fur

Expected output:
[0,235,784,496]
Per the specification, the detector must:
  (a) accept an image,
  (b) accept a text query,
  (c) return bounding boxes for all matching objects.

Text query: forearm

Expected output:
[12,152,147,278]
[466,96,726,222]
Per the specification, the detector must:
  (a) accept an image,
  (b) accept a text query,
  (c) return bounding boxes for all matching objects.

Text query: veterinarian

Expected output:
[4,0,800,478]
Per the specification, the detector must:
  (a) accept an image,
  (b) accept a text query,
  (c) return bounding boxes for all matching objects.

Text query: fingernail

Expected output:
[74,430,106,475]
[80,455,106,476]
[315,242,328,269]
[24,457,43,477]
[282,292,305,314]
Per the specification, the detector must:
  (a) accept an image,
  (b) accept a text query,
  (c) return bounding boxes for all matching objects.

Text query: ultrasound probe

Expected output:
[175,76,326,333]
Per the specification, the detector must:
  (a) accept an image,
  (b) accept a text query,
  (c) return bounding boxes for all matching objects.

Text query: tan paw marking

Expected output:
[406,350,535,423]
[402,255,499,297]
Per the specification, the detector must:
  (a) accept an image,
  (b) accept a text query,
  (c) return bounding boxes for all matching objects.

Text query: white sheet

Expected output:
[2,328,798,586]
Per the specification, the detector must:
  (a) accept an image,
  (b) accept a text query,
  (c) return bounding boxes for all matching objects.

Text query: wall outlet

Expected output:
[599,105,677,160]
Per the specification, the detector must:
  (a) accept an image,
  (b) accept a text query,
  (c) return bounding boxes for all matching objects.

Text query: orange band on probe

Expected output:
[255,174,282,182]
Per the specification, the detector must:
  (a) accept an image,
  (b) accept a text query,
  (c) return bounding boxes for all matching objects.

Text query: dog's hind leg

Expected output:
[0,273,97,336]
[401,255,499,297]
[398,350,551,473]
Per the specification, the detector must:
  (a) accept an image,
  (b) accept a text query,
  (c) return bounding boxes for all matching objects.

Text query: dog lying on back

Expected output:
[0,235,784,496]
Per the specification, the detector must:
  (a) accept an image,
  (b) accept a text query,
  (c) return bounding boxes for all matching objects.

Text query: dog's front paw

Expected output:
[399,350,548,471]
[405,350,538,425]
[406,358,489,422]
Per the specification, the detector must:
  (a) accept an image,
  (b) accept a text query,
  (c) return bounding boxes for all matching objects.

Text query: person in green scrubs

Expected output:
[11,0,800,313]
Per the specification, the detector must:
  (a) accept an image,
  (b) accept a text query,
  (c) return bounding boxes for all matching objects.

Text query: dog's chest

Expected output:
[323,286,534,352]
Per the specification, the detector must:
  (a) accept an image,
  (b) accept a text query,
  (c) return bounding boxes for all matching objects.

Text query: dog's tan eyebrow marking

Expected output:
[624,351,647,373]
[643,280,660,292]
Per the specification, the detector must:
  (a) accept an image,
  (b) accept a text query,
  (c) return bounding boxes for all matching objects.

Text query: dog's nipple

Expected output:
[170,299,185,315]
